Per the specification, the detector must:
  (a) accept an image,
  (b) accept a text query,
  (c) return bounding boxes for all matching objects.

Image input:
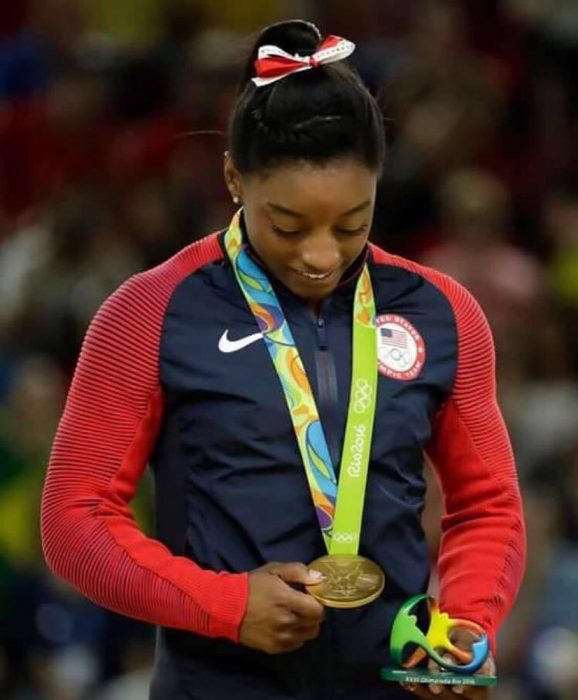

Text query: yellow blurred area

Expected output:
[0,462,152,569]
[86,0,307,45]
[550,251,578,305]
[0,473,42,567]
[86,0,164,46]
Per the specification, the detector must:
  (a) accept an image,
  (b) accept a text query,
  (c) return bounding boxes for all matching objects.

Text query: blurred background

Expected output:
[1,0,578,698]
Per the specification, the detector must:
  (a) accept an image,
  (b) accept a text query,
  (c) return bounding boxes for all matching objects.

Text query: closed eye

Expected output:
[271,222,368,236]
[336,224,369,235]
[272,224,304,237]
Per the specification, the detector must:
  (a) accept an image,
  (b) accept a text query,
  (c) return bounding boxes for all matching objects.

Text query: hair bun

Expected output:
[230,19,385,175]
[240,20,322,88]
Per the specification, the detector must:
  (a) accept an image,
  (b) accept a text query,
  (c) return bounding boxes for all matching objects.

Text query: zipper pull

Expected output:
[316,317,328,350]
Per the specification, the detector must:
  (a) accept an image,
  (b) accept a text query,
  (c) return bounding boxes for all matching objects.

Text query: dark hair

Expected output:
[229,20,385,175]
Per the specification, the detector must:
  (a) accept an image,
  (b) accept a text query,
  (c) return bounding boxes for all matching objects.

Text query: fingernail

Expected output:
[309,569,325,580]
[429,685,442,695]
[452,686,464,695]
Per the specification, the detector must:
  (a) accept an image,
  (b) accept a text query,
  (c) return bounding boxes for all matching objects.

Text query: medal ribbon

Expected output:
[224,211,377,554]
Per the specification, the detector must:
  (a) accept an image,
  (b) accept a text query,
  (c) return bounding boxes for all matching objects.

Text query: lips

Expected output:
[292,268,335,281]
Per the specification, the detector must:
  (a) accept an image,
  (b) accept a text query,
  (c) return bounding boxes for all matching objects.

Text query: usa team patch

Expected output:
[376,314,426,381]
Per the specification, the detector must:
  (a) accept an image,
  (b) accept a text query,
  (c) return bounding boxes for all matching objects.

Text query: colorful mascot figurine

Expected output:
[381,594,497,687]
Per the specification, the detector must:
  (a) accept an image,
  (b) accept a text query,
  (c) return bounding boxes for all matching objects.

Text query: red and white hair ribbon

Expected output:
[252,35,356,87]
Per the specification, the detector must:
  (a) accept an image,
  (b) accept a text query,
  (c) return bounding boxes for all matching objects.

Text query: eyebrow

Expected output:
[266,200,372,218]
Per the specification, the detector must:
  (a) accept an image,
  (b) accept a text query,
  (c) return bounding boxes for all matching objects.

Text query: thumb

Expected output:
[266,561,326,586]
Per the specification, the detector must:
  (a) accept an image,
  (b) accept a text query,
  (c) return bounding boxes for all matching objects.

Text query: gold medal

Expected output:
[305,554,385,608]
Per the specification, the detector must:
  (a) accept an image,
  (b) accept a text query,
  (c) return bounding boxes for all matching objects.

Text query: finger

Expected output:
[477,655,496,676]
[428,686,458,699]
[426,656,493,698]
[427,654,455,697]
[285,587,326,622]
[268,561,326,586]
[275,611,299,630]
[267,638,305,655]
[400,682,432,698]
[426,655,442,696]
[453,685,491,699]
[451,652,496,698]
[427,685,454,698]
[428,682,443,696]
[292,623,322,642]
[272,628,315,654]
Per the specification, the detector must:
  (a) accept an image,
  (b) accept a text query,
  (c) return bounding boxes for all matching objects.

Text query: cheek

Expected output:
[245,222,288,267]
[347,235,369,256]
[243,213,269,252]
[338,235,369,267]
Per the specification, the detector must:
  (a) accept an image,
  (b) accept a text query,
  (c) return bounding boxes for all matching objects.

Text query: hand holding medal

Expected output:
[305,553,384,608]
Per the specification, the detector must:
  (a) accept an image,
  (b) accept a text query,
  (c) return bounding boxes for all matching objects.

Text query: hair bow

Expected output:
[252,35,356,87]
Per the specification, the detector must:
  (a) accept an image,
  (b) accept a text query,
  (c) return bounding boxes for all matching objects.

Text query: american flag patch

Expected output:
[380,327,408,349]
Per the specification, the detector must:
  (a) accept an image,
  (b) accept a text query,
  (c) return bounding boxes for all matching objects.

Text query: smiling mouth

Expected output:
[292,268,335,281]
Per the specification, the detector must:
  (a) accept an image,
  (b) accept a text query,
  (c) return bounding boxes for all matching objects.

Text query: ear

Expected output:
[224,151,243,205]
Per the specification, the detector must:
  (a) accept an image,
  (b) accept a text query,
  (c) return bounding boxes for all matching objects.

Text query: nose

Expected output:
[299,231,341,274]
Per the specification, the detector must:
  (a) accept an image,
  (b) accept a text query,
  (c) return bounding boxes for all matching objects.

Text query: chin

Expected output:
[292,281,338,306]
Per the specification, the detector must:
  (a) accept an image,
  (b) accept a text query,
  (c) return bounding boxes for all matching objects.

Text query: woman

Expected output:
[41,19,525,700]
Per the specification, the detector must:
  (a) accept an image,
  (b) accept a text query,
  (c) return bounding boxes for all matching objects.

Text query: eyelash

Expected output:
[272,224,368,237]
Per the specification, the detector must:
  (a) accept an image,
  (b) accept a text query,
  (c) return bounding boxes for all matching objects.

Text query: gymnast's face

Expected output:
[224,155,377,311]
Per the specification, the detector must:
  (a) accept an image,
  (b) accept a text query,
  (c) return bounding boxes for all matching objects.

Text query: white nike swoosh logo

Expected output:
[218,329,264,353]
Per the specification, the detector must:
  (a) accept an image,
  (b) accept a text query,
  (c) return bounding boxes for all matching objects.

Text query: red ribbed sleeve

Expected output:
[40,234,249,641]
[370,245,526,652]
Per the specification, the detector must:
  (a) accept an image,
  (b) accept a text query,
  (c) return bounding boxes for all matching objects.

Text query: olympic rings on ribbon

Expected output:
[352,378,372,414]
[332,532,357,544]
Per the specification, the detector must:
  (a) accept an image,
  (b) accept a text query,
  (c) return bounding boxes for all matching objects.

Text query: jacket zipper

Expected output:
[313,315,341,472]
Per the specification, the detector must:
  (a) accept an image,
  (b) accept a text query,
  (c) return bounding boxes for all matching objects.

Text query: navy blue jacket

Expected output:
[41,227,526,699]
